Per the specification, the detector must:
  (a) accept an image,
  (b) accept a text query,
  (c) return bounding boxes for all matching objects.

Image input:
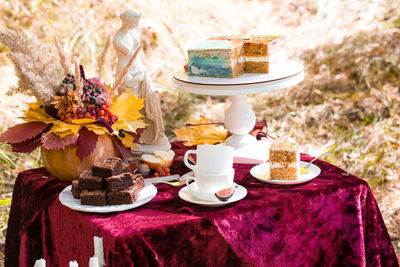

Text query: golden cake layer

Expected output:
[208,34,282,74]
[270,167,298,180]
[269,141,299,180]
[244,62,269,73]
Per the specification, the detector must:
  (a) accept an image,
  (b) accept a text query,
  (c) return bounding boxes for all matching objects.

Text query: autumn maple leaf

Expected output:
[173,117,228,146]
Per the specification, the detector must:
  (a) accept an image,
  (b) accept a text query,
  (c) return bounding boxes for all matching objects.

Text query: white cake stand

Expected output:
[172,61,304,161]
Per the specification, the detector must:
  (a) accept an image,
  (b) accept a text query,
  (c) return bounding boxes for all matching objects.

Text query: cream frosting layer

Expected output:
[245,56,269,62]
[270,162,299,169]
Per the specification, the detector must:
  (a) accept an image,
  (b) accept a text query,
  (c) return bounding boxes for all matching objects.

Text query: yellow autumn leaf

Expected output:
[110,90,144,122]
[19,99,145,145]
[113,119,147,133]
[50,120,81,135]
[71,118,96,125]
[173,117,228,146]
[112,119,130,131]
[85,124,109,135]
[49,129,75,138]
[118,133,137,149]
[20,102,56,123]
[127,120,147,131]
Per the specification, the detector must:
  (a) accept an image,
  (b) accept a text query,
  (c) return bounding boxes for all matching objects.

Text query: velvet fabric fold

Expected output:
[5,142,399,267]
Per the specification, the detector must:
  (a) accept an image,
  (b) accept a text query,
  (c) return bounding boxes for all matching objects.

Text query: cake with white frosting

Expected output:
[269,141,300,180]
[187,34,282,78]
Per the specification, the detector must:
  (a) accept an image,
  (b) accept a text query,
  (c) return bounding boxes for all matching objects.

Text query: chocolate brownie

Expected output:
[71,180,82,199]
[107,180,145,205]
[121,163,131,173]
[80,189,107,206]
[104,172,134,192]
[132,173,144,185]
[92,157,123,177]
[78,170,103,190]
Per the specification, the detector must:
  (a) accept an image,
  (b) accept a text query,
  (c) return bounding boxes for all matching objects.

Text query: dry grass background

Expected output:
[0,0,399,263]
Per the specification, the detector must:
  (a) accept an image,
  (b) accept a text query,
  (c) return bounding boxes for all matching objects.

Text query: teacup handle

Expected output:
[184,150,197,171]
[186,176,196,187]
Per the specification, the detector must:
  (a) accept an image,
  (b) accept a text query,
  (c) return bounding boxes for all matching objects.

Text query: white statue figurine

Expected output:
[113,10,170,152]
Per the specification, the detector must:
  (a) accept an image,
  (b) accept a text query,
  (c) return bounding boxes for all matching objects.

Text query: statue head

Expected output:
[120,10,141,28]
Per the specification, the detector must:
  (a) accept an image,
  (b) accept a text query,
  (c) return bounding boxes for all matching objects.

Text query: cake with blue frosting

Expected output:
[187,39,245,78]
[187,35,282,78]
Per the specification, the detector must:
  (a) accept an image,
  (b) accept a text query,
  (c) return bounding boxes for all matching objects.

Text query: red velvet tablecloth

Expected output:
[5,142,399,267]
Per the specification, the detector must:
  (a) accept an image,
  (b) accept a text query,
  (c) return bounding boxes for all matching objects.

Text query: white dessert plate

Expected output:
[59,181,157,213]
[250,161,321,185]
[178,183,247,207]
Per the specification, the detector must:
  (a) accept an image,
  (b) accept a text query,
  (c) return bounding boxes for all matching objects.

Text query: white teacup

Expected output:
[184,145,234,174]
[185,168,235,201]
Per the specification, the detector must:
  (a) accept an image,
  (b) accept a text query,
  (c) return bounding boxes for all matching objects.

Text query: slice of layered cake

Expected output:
[206,34,282,74]
[269,141,300,180]
[244,35,281,73]
[187,40,244,78]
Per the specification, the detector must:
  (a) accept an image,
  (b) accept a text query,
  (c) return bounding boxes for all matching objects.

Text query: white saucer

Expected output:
[250,161,321,185]
[178,183,247,207]
[59,181,157,213]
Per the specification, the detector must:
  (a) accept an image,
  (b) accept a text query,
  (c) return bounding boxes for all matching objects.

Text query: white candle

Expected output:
[93,236,105,266]
[34,259,46,267]
[69,260,79,267]
[89,257,99,267]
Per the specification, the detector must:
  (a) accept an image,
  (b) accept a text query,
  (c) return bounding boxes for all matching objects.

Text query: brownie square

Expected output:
[121,163,131,173]
[71,180,82,199]
[92,157,123,177]
[104,172,134,192]
[132,173,144,185]
[80,189,107,206]
[107,180,145,205]
[78,170,104,190]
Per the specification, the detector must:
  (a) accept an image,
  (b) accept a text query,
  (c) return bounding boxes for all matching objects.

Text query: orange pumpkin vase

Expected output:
[41,134,119,181]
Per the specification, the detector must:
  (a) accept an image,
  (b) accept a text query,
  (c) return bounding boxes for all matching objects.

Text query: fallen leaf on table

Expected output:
[173,117,228,146]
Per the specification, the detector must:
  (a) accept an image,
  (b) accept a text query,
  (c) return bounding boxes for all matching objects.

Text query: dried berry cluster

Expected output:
[51,72,118,125]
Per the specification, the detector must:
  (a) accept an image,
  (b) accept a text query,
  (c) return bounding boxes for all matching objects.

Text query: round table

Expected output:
[4,142,398,266]
[172,61,304,161]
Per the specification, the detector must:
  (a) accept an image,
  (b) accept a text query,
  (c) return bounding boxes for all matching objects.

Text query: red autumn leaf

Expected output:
[76,127,99,161]
[11,133,43,153]
[42,132,78,150]
[126,128,144,144]
[112,136,131,159]
[253,120,267,131]
[0,122,47,144]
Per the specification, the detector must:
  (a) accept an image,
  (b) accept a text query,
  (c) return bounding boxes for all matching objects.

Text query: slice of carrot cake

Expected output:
[269,141,300,180]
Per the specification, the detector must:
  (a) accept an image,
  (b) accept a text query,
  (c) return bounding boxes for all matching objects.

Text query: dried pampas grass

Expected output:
[73,57,83,96]
[97,34,112,79]
[55,37,71,76]
[0,29,66,104]
[111,44,142,99]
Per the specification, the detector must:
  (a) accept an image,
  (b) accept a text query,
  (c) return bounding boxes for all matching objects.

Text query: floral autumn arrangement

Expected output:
[0,29,146,181]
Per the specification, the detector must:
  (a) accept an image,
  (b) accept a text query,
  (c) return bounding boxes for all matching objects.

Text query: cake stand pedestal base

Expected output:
[224,94,268,163]
[172,61,304,162]
[230,139,271,164]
